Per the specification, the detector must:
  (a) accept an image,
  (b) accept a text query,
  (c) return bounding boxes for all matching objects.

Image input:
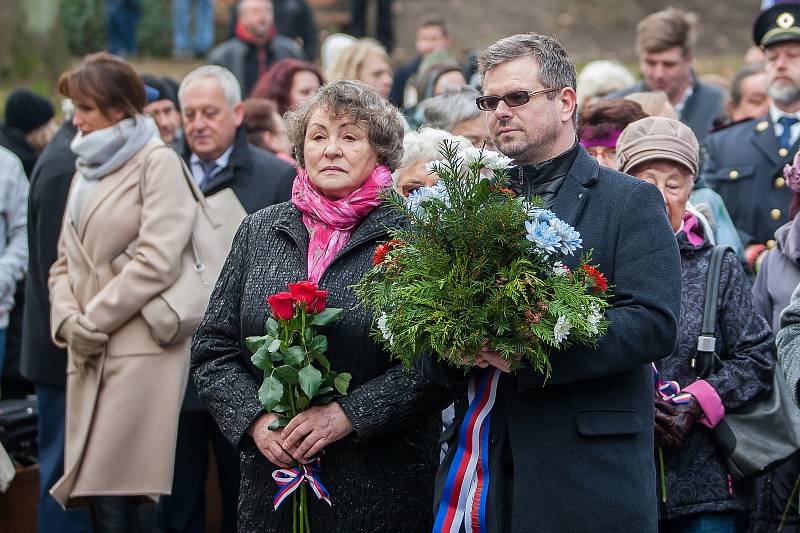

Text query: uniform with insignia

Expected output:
[701,115,794,247]
[700,4,799,249]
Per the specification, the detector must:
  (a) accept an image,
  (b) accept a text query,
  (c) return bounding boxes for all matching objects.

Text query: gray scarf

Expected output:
[68,115,158,226]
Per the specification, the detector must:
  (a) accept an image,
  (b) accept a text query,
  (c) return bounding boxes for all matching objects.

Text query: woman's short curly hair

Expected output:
[285,79,405,170]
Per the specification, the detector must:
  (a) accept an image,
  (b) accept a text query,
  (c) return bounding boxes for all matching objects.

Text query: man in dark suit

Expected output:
[700,3,800,269]
[20,119,93,532]
[163,65,296,533]
[607,7,724,144]
[423,33,681,532]
[178,65,296,211]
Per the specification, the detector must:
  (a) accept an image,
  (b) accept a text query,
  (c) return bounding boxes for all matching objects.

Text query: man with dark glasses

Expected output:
[420,32,681,533]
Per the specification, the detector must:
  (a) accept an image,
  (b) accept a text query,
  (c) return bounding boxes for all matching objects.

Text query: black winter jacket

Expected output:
[20,121,77,386]
[191,202,451,532]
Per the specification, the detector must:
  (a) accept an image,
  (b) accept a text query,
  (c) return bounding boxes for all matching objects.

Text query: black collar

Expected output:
[512,141,580,203]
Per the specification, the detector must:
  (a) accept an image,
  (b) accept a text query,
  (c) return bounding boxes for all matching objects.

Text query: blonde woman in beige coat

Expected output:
[47,53,196,532]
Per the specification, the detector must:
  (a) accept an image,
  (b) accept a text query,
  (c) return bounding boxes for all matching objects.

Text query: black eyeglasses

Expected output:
[475,88,559,111]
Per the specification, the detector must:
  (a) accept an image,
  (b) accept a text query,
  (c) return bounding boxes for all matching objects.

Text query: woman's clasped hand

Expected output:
[249,403,354,467]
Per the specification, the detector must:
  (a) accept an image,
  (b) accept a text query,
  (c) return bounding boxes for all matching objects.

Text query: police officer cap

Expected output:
[754,1,800,48]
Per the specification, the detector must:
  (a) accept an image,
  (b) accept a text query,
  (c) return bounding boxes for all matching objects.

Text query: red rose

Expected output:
[288,281,318,307]
[312,290,328,313]
[267,292,296,321]
[582,264,608,293]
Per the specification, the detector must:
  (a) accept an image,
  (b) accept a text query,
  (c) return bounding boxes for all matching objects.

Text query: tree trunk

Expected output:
[0,0,68,84]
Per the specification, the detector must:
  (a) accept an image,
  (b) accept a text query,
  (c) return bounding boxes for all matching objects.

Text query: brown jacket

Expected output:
[48,139,195,506]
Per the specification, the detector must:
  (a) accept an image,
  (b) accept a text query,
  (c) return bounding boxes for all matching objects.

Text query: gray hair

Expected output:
[478,33,576,97]
[577,60,635,104]
[285,79,405,170]
[420,86,482,131]
[394,127,471,180]
[178,65,242,109]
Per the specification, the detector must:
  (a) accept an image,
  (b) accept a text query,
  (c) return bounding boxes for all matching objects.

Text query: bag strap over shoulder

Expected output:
[143,145,225,229]
[694,245,730,378]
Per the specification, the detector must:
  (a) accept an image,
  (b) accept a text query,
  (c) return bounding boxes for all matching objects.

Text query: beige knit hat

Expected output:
[615,116,700,177]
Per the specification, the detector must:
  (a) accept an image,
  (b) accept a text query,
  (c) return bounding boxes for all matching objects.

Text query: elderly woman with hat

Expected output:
[617,116,775,532]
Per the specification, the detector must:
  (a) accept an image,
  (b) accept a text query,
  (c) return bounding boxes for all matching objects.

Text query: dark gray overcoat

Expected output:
[422,148,682,533]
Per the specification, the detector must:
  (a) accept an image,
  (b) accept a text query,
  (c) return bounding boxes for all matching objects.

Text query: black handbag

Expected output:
[696,245,800,481]
[0,397,37,465]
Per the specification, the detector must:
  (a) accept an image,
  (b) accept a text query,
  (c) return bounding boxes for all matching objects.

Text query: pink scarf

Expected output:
[291,164,393,282]
[678,211,706,247]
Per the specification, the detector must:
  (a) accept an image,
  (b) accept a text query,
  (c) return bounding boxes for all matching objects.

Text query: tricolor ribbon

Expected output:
[272,458,332,510]
[434,367,501,533]
[652,362,693,503]
[651,362,692,404]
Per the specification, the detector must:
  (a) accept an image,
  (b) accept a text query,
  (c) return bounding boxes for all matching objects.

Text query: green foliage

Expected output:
[354,142,612,378]
[60,0,172,56]
[246,290,349,431]
[298,364,322,398]
[258,376,283,411]
[311,308,343,326]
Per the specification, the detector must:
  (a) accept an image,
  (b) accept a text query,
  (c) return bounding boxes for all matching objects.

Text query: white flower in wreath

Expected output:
[377,313,394,345]
[553,261,570,276]
[587,305,603,334]
[553,315,572,343]
[459,147,514,172]
[425,159,448,174]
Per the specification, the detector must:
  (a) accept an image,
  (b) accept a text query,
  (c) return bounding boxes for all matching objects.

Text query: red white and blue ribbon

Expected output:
[272,458,332,510]
[434,367,501,533]
[651,362,692,404]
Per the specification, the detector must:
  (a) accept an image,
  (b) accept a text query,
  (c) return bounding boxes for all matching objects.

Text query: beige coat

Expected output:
[48,139,196,507]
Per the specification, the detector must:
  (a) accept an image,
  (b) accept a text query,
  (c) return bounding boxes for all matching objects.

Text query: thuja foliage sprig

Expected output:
[355,141,612,378]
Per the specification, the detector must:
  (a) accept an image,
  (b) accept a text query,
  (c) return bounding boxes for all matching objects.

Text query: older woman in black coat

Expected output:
[191,80,449,532]
[617,117,774,532]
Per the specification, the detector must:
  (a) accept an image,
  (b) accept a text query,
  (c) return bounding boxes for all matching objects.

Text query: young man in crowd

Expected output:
[389,15,452,109]
[609,7,725,143]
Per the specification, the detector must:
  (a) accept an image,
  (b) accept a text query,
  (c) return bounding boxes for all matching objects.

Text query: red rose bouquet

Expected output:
[246,280,351,533]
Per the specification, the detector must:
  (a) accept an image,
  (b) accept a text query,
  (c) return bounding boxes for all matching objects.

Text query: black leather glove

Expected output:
[654,397,703,450]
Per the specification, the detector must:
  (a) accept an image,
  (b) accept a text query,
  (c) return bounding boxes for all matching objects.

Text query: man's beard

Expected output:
[769,81,800,107]
[495,132,531,159]
[492,122,555,165]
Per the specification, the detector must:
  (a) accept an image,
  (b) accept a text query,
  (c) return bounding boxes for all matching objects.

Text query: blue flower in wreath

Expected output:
[525,220,560,254]
[405,181,451,218]
[526,207,556,224]
[549,218,582,255]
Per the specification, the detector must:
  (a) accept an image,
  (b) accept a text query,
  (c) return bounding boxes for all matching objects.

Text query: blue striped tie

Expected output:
[198,161,218,192]
[778,116,799,150]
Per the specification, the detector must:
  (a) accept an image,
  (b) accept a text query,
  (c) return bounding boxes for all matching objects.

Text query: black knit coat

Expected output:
[191,201,451,532]
[656,230,774,521]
